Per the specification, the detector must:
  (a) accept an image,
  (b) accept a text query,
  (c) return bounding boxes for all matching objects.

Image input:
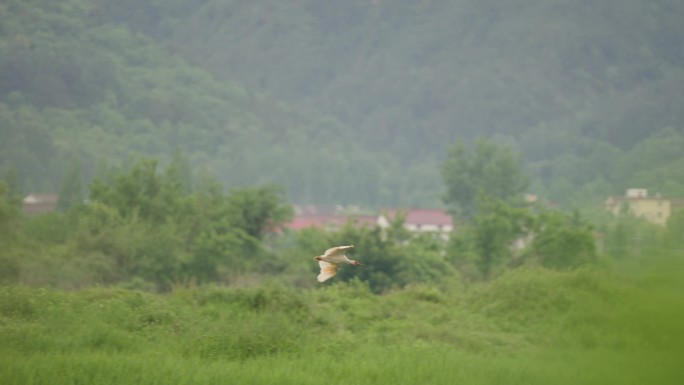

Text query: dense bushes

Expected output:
[1,158,293,290]
[1,263,681,359]
[2,259,682,383]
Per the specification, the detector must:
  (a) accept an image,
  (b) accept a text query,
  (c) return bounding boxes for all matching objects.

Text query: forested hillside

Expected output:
[0,0,418,205]
[2,0,684,206]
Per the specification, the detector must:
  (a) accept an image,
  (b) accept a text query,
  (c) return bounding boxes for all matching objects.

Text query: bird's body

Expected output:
[314,245,366,282]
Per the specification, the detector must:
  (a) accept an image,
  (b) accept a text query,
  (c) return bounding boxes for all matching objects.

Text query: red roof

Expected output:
[382,208,452,226]
[287,214,376,230]
[22,193,59,215]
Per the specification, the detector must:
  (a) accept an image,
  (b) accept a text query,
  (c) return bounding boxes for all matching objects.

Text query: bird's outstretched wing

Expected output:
[317,260,339,282]
[323,245,354,258]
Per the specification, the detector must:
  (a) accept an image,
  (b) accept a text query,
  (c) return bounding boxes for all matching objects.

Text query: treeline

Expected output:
[1,156,454,292]
[2,140,682,293]
[1,155,294,290]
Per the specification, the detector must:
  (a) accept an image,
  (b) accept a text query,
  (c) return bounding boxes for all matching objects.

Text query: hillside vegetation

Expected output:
[2,0,684,206]
[0,0,402,205]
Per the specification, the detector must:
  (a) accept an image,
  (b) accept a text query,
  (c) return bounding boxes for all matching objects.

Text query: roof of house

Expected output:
[22,193,59,215]
[381,208,452,226]
[287,214,376,230]
[23,193,59,204]
[607,195,668,200]
[292,204,340,216]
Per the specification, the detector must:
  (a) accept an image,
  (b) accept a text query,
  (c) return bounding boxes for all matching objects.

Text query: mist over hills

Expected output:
[2,0,684,207]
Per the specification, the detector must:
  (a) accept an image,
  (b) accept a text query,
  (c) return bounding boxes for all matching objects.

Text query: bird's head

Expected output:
[353,260,367,269]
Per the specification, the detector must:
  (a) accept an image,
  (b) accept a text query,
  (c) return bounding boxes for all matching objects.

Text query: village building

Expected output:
[22,193,59,216]
[287,205,376,232]
[377,208,453,239]
[604,188,671,225]
[285,205,454,239]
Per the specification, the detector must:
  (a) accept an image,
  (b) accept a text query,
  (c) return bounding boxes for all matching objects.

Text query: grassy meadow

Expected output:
[2,260,683,385]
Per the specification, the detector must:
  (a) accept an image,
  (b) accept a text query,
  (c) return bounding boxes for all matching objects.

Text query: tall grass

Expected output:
[3,348,681,385]
[1,263,683,384]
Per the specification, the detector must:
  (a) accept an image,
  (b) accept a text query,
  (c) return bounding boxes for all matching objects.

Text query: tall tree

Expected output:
[0,180,21,236]
[0,179,21,284]
[527,210,597,269]
[89,158,183,223]
[466,195,531,279]
[57,155,84,210]
[441,139,529,219]
[225,184,293,241]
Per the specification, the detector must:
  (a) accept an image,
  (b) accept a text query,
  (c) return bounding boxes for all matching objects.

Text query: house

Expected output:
[604,189,671,225]
[284,205,454,238]
[286,204,376,231]
[377,208,453,239]
[287,214,377,231]
[22,193,59,215]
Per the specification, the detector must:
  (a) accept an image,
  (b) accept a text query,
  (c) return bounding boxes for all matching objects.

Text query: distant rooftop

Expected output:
[380,208,452,226]
[22,193,58,215]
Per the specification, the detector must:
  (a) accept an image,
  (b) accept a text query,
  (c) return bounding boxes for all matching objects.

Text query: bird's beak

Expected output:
[314,256,321,261]
[356,261,367,269]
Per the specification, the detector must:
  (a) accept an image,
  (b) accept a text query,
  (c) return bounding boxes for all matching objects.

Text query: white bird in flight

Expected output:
[314,245,367,282]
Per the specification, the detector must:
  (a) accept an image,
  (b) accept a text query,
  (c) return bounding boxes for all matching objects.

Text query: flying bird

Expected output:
[314,245,367,282]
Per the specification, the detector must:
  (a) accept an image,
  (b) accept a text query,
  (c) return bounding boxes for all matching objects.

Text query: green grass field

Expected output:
[2,265,683,384]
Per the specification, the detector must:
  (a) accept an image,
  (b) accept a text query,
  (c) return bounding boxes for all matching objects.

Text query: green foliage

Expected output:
[441,138,603,280]
[526,210,598,269]
[602,215,666,260]
[442,139,529,219]
[57,155,84,210]
[0,180,21,233]
[291,219,456,293]
[89,158,186,223]
[449,195,533,279]
[665,209,684,249]
[224,185,293,240]
[3,157,295,290]
[1,260,683,384]
[0,181,21,284]
[2,0,683,207]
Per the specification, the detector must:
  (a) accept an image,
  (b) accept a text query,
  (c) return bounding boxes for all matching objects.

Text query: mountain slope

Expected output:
[134,0,684,203]
[3,0,684,207]
[1,0,444,205]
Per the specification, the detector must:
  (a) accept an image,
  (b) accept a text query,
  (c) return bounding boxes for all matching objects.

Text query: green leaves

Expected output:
[0,180,21,232]
[33,156,295,289]
[442,140,599,279]
[224,185,293,241]
[526,210,597,270]
[449,194,532,279]
[442,139,529,219]
[292,217,455,293]
[57,156,84,211]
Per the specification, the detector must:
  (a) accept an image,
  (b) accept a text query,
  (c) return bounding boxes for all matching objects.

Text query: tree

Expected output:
[0,180,22,284]
[466,195,532,279]
[57,155,84,211]
[665,209,684,249]
[225,184,293,241]
[527,210,597,269]
[165,148,194,194]
[89,157,188,223]
[441,139,529,219]
[0,180,21,237]
[184,181,293,280]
